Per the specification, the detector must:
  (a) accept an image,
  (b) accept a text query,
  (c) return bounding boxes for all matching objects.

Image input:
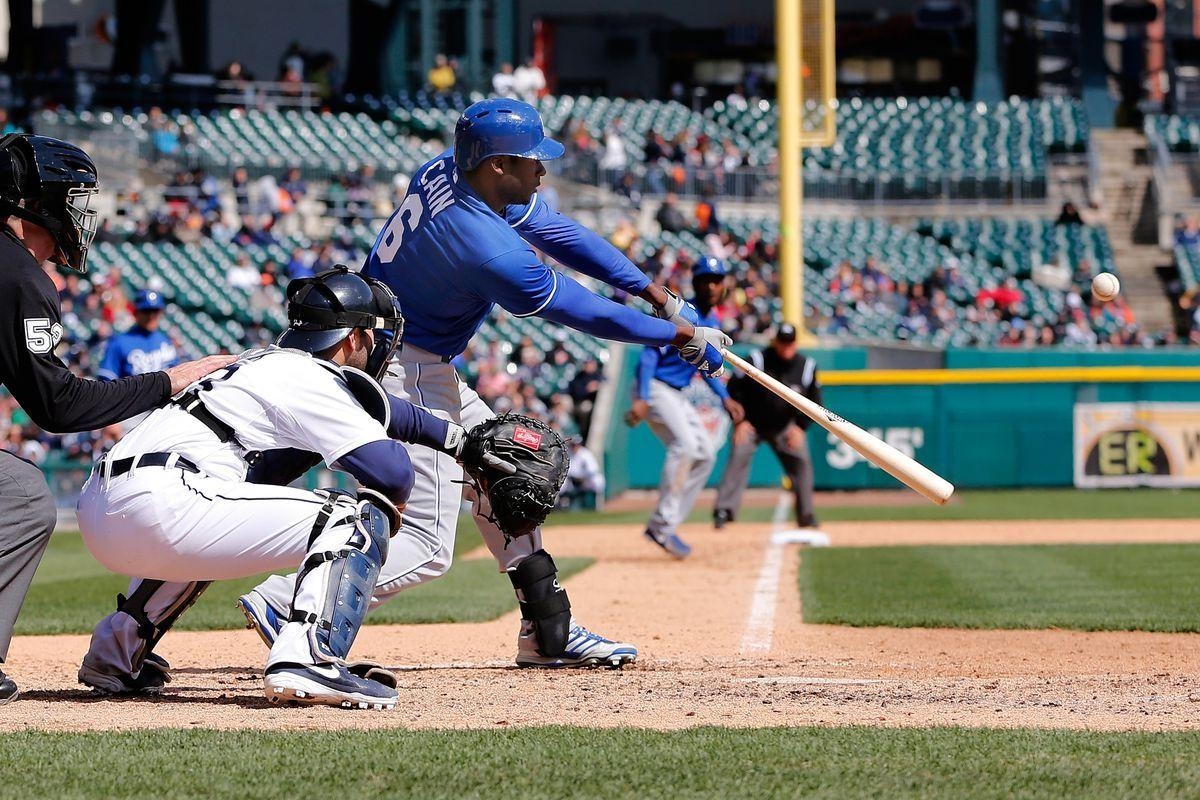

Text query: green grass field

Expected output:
[801,543,1200,631]
[2,726,1197,800]
[17,516,589,635]
[551,487,1200,526]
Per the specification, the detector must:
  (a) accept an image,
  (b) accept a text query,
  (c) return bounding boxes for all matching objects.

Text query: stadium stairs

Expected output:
[1091,128,1175,332]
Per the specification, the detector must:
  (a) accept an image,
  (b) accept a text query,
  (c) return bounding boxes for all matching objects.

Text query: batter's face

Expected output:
[495,156,546,205]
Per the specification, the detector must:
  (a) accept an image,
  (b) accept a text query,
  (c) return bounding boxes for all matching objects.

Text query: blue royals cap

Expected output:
[134,289,166,311]
[453,98,565,171]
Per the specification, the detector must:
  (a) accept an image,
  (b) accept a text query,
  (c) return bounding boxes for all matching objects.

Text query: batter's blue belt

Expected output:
[102,451,200,479]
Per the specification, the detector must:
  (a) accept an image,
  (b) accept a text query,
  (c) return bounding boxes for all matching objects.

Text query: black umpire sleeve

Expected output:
[0,269,172,433]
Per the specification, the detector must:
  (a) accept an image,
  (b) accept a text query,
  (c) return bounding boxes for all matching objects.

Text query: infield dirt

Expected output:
[3,518,1199,733]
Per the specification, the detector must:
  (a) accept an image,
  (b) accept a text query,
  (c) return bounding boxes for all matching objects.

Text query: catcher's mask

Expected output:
[0,134,100,273]
[277,265,404,379]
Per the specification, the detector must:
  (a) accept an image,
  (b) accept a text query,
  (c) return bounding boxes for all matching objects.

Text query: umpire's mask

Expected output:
[277,265,404,380]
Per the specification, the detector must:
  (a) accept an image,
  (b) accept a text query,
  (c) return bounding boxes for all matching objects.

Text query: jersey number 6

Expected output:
[374,194,425,265]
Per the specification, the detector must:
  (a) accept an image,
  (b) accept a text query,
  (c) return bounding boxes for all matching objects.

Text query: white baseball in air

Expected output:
[1091,272,1120,302]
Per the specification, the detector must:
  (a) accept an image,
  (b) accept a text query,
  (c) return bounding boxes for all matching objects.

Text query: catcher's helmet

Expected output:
[278,266,404,379]
[0,134,100,273]
[692,256,728,279]
[453,98,564,172]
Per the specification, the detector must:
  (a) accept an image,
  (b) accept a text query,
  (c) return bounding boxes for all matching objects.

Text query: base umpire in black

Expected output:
[713,323,822,528]
[0,133,232,704]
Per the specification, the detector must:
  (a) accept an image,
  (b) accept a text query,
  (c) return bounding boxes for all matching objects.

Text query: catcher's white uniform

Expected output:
[77,347,411,707]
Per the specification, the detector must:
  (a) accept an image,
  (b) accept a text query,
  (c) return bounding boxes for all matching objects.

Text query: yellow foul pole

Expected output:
[776,0,807,336]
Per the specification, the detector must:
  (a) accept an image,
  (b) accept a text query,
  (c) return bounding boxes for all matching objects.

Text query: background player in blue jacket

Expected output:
[625,257,744,559]
[98,290,180,381]
[241,98,731,668]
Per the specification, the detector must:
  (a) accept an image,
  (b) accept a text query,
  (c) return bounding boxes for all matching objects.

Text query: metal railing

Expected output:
[563,154,1049,205]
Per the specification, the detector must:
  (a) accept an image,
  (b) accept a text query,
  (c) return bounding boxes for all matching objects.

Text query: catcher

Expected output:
[77,268,573,706]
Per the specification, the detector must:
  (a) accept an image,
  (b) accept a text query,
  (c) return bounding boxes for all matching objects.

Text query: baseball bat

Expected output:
[722,350,954,505]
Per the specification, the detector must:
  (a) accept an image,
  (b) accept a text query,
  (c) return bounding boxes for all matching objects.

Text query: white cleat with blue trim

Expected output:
[515,618,638,669]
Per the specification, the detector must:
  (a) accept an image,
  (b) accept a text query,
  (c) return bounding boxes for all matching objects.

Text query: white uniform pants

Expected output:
[77,463,331,675]
[645,381,718,536]
[255,346,542,613]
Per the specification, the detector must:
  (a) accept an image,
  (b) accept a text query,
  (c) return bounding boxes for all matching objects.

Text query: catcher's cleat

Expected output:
[515,618,637,669]
[644,528,692,559]
[264,662,397,710]
[78,652,172,696]
[0,670,17,705]
[237,590,286,648]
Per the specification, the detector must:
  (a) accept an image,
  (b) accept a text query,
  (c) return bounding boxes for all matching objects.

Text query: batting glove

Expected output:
[654,288,700,327]
[679,326,731,377]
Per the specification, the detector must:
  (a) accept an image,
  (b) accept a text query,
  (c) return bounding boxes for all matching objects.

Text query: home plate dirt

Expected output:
[3,520,1199,733]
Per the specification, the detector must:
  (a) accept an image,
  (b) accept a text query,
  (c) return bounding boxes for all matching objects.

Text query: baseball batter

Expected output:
[239,98,730,668]
[625,257,744,558]
[77,268,463,708]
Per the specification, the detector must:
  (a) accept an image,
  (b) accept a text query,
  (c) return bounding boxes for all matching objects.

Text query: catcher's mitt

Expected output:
[460,414,569,541]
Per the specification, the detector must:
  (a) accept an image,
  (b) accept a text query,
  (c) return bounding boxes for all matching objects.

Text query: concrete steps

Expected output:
[1091,129,1176,333]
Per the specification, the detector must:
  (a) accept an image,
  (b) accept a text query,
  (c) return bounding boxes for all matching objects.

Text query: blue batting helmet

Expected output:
[134,289,166,311]
[453,98,565,172]
[692,256,729,279]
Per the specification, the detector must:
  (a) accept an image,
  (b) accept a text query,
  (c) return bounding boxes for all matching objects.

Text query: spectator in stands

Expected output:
[560,437,604,510]
[309,52,342,103]
[232,167,251,215]
[513,57,546,104]
[567,358,604,438]
[147,107,180,159]
[278,42,307,81]
[492,63,517,98]
[427,54,457,94]
[613,172,642,210]
[600,121,628,173]
[280,167,308,205]
[694,191,719,236]
[656,193,687,233]
[217,60,255,107]
[1055,201,1084,226]
[1175,217,1200,249]
[227,253,261,293]
[0,108,16,136]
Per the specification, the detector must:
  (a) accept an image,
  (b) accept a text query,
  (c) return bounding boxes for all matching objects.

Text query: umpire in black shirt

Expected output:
[0,134,232,704]
[714,323,822,528]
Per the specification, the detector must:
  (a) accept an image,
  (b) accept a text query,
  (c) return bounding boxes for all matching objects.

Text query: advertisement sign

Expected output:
[1074,403,1200,487]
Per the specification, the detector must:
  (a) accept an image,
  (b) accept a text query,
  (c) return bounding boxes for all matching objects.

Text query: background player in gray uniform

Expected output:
[626,258,744,558]
[0,134,230,705]
[714,323,823,529]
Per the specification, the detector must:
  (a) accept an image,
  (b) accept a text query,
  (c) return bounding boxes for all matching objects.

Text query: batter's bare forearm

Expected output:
[638,284,669,310]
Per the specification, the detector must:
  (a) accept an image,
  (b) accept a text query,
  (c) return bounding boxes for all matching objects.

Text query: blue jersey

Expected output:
[363,150,663,357]
[637,310,729,400]
[98,327,180,381]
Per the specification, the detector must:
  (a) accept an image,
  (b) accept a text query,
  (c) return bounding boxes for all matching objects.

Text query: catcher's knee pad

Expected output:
[291,491,392,662]
[508,549,571,656]
[115,579,211,672]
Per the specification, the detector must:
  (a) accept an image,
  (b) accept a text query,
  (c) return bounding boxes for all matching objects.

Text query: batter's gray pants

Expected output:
[715,425,816,524]
[0,451,57,661]
[645,381,719,536]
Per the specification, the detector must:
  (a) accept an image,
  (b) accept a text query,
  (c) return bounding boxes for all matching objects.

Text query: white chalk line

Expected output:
[737,493,792,655]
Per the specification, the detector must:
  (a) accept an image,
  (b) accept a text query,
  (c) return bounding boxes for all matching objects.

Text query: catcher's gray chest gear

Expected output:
[459,413,569,543]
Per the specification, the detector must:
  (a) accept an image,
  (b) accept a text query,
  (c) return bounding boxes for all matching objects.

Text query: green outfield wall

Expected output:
[606,347,1200,494]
